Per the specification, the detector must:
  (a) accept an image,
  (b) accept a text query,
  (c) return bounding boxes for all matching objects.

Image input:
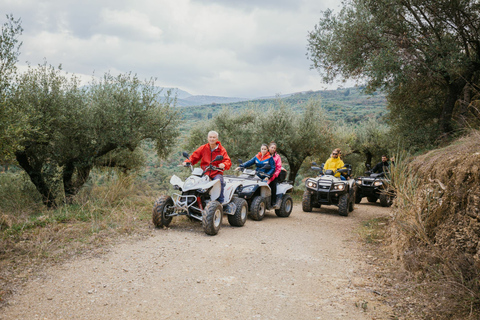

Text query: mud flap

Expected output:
[223,202,237,215]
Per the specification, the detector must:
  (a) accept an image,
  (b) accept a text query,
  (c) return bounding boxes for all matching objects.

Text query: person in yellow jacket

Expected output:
[323,149,345,179]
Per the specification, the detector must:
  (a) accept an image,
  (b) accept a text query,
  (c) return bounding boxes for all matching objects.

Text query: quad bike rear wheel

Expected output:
[203,201,223,235]
[152,195,174,228]
[228,198,248,227]
[275,194,293,217]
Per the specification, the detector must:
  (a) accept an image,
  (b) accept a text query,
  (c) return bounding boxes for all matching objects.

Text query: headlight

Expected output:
[173,185,180,190]
[374,181,383,186]
[306,180,317,189]
[241,185,255,193]
[198,188,207,193]
[334,183,345,191]
[355,180,361,185]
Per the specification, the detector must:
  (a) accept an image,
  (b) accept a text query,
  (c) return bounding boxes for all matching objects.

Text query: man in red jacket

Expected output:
[182,131,232,203]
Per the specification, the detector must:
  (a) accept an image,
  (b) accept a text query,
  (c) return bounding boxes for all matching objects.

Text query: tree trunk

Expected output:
[441,78,466,135]
[288,162,301,185]
[365,151,372,168]
[15,150,57,208]
[455,83,472,129]
[63,162,91,204]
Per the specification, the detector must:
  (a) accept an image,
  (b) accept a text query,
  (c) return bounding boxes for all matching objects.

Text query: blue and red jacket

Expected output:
[241,152,275,177]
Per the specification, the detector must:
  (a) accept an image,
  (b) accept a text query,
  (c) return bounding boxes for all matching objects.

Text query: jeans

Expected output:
[270,176,279,204]
[212,174,225,203]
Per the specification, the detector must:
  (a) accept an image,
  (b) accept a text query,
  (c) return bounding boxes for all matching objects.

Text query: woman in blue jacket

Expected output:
[236,144,276,181]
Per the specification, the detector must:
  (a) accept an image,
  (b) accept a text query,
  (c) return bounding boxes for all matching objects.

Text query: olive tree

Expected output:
[348,117,393,166]
[256,100,333,182]
[12,64,179,207]
[0,14,24,162]
[185,99,332,183]
[184,106,259,162]
[307,0,480,144]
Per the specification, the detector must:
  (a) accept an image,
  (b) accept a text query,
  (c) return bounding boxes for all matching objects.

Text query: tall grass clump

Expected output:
[0,168,157,306]
[389,132,480,319]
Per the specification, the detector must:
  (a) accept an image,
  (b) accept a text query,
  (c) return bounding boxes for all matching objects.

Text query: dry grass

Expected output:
[0,171,159,307]
[387,130,480,319]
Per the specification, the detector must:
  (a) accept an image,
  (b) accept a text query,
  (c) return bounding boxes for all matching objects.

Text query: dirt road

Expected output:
[1,202,394,319]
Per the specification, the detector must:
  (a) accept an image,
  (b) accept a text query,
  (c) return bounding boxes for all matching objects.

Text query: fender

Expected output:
[276,183,293,195]
[170,175,184,189]
[222,182,237,204]
[258,184,271,198]
[209,179,221,201]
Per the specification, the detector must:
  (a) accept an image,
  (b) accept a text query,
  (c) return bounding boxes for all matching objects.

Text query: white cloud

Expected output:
[3,0,345,98]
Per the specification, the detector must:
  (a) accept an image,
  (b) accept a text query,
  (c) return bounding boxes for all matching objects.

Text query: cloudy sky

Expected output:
[2,0,344,98]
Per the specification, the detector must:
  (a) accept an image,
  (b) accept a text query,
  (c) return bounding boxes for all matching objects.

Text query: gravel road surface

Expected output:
[1,201,394,320]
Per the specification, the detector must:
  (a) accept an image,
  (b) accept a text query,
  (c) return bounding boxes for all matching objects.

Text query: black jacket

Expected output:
[372,161,391,173]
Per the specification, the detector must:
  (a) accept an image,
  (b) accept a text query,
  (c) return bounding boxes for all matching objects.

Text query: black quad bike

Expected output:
[302,163,356,216]
[355,164,395,207]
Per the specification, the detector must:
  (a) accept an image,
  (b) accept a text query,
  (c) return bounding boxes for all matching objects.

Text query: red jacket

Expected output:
[185,141,232,178]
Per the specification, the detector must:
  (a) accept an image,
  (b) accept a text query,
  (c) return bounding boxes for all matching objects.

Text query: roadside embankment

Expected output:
[390,131,480,319]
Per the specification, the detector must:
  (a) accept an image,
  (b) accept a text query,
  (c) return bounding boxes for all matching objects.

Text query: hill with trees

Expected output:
[179,87,387,124]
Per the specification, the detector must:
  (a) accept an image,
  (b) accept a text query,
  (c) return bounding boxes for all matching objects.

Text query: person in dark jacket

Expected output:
[236,144,275,181]
[182,131,231,203]
[372,155,392,174]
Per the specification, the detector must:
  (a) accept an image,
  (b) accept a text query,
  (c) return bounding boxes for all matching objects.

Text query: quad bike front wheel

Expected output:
[250,196,266,221]
[302,190,313,212]
[355,190,362,204]
[203,201,223,235]
[379,192,393,207]
[338,194,349,216]
[152,195,174,228]
[275,194,293,217]
[228,198,248,227]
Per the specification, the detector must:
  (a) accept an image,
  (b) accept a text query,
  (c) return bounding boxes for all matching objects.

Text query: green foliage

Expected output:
[10,64,180,207]
[184,99,333,182]
[256,99,333,181]
[181,88,387,125]
[307,0,480,144]
[349,117,393,165]
[0,14,24,162]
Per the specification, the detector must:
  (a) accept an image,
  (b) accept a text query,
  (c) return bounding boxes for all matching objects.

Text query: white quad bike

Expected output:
[224,162,294,221]
[152,152,248,236]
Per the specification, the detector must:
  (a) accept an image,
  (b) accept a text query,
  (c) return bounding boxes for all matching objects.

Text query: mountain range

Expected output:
[160,87,299,107]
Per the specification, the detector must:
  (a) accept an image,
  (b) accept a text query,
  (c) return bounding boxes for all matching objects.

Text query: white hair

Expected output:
[208,130,219,138]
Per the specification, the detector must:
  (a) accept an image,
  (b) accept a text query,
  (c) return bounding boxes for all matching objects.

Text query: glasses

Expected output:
[332,153,338,155]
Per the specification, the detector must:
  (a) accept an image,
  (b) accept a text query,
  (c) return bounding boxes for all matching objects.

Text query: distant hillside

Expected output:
[179,87,388,124]
[177,95,250,107]
[156,87,250,107]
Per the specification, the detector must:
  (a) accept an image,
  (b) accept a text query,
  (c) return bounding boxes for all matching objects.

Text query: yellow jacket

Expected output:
[324,157,345,177]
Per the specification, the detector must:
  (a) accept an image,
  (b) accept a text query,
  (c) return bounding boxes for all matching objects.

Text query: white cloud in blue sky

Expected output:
[2,0,345,98]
